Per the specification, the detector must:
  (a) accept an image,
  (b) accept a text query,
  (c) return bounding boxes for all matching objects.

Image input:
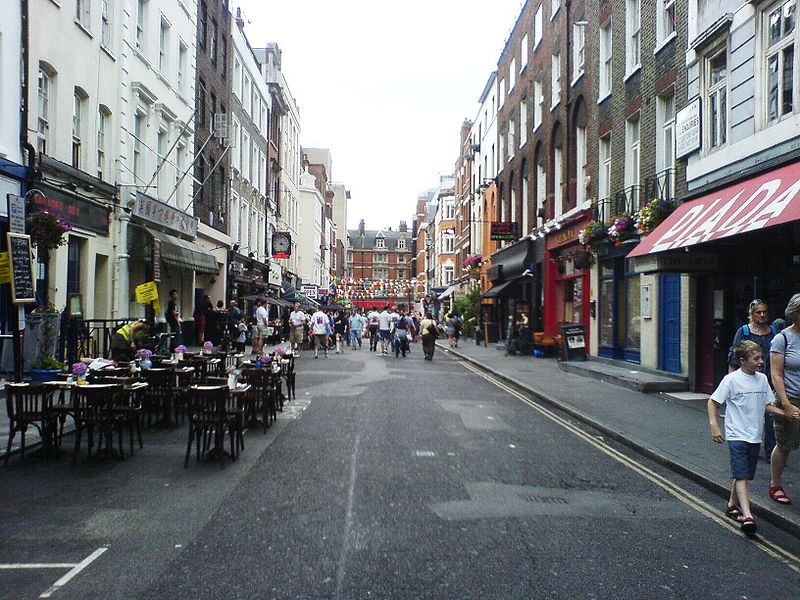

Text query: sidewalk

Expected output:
[438,340,800,538]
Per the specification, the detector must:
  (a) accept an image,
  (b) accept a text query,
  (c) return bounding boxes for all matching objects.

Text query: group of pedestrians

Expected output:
[709,294,800,537]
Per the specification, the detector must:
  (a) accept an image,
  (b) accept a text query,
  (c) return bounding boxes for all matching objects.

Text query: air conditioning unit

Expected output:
[213,113,228,140]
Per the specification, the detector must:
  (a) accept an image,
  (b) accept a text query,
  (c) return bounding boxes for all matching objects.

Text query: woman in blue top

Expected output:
[727,299,778,459]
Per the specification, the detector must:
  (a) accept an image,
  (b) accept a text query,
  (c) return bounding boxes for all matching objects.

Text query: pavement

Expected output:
[437,338,800,538]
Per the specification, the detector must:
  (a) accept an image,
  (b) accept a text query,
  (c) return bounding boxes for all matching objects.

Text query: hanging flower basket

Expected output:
[607,214,638,246]
[635,198,675,234]
[578,220,609,247]
[26,211,72,251]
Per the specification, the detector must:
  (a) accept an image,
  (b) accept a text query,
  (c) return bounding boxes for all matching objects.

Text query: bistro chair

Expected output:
[4,383,57,464]
[282,355,297,401]
[239,368,272,432]
[184,386,238,468]
[142,368,179,428]
[71,384,125,467]
[96,376,145,455]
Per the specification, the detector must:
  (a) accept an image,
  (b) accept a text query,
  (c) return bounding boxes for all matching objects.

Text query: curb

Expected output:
[438,342,800,540]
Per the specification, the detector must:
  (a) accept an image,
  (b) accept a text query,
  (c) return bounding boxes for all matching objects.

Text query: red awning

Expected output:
[628,160,800,257]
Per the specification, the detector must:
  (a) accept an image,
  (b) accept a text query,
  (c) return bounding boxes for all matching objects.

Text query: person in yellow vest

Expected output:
[110,320,150,363]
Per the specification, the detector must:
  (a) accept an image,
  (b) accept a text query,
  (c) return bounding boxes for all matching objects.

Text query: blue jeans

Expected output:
[764,413,776,458]
[350,330,362,348]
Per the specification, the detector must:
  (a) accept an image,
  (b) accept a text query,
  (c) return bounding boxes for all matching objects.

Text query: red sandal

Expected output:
[769,486,792,505]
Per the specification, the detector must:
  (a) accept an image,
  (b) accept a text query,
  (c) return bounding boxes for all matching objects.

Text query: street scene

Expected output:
[4,0,800,597]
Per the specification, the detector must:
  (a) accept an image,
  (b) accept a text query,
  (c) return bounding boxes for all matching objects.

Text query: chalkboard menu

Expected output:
[559,323,587,361]
[7,233,35,304]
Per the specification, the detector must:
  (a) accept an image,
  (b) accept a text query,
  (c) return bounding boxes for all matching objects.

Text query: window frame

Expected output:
[656,92,676,197]
[626,0,642,76]
[656,0,677,48]
[625,116,641,211]
[572,23,586,83]
[551,51,561,109]
[763,0,797,125]
[706,45,729,150]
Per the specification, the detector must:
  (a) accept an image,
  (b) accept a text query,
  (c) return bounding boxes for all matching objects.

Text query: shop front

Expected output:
[543,210,592,340]
[629,159,800,392]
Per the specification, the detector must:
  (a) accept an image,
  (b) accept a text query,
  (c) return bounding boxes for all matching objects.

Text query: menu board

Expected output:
[7,233,35,304]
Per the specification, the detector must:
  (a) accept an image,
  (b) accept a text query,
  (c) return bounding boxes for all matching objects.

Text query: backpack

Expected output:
[742,324,778,336]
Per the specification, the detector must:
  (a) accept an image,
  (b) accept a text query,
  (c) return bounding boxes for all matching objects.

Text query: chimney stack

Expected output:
[399,220,407,233]
[358,219,365,236]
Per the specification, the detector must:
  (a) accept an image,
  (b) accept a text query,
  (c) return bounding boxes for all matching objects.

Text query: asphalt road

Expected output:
[2,344,799,599]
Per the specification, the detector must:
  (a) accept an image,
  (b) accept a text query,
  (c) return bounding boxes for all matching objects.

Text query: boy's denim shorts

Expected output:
[728,441,760,480]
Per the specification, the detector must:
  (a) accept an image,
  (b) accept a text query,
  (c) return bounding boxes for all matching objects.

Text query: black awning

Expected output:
[148,228,219,274]
[482,280,515,298]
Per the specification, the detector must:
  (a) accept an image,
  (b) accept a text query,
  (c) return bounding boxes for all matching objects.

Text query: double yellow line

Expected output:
[454,357,800,573]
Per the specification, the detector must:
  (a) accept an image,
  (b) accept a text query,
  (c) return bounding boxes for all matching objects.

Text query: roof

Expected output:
[347,229,411,251]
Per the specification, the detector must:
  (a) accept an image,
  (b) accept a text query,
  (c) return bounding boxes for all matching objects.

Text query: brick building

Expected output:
[348,220,412,281]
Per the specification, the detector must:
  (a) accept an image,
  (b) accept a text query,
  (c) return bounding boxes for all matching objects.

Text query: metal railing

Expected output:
[591,169,677,226]
[62,318,138,364]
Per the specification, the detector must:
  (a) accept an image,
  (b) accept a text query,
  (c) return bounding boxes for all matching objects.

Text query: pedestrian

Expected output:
[194,294,213,344]
[311,308,330,358]
[419,311,438,361]
[110,319,151,363]
[726,299,779,460]
[708,340,786,536]
[446,311,463,348]
[388,305,400,354]
[769,293,800,505]
[367,306,380,351]
[165,289,181,351]
[349,309,364,349]
[235,316,248,353]
[394,309,410,357]
[378,304,392,355]
[254,298,270,355]
[333,311,348,354]
[289,302,307,356]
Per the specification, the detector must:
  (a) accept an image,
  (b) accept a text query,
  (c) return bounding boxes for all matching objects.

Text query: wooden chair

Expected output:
[96,377,145,455]
[142,369,179,428]
[4,383,57,464]
[239,368,272,432]
[184,386,238,468]
[71,384,125,467]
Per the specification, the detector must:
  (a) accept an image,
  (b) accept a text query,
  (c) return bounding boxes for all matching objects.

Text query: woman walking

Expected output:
[769,293,800,505]
[420,311,438,361]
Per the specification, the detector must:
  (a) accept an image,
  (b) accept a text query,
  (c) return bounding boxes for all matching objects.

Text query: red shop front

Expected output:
[543,211,592,337]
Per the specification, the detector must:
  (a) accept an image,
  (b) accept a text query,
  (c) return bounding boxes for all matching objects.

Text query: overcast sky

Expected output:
[237,0,524,230]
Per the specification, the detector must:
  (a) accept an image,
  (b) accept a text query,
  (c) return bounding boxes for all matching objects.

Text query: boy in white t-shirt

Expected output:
[708,340,785,536]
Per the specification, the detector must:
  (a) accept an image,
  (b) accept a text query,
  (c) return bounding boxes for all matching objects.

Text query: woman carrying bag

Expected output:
[420,312,439,361]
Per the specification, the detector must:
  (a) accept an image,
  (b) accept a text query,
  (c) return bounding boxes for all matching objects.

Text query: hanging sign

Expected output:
[8,194,26,234]
[490,221,518,241]
[0,251,10,284]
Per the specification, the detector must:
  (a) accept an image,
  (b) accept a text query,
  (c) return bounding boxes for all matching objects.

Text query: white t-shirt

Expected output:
[256,305,269,327]
[711,369,773,443]
[289,310,306,327]
[311,311,329,335]
[388,312,400,330]
[378,310,391,331]
[368,311,380,327]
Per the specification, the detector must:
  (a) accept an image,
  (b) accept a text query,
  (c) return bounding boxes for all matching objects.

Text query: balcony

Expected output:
[592,169,676,225]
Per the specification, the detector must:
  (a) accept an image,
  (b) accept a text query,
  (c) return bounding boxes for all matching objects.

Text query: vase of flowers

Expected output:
[71,362,88,385]
[226,366,239,389]
[135,348,153,369]
[607,214,638,246]
[174,345,187,361]
[202,341,214,355]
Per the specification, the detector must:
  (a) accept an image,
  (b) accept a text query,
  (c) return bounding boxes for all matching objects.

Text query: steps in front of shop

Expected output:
[558,357,689,393]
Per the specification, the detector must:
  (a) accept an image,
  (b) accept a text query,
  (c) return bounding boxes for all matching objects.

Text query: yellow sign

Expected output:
[135,281,159,305]
[0,252,10,284]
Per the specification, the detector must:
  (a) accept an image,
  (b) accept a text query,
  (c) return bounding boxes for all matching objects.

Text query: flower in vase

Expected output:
[174,345,187,354]
[71,362,88,377]
[135,348,153,360]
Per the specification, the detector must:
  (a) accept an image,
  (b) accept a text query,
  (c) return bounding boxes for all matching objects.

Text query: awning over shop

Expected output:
[148,228,219,274]
[629,160,800,258]
[482,280,515,298]
[438,285,457,300]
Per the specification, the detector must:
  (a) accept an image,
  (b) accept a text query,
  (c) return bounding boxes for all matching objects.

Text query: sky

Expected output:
[237,0,525,231]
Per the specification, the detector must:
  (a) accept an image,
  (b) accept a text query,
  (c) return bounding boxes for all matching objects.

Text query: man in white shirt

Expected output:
[254,299,270,355]
[388,308,400,355]
[310,308,330,358]
[377,305,392,355]
[367,307,380,352]
[289,302,307,356]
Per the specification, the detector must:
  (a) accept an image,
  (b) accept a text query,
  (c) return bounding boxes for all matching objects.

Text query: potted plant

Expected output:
[578,220,609,247]
[607,213,638,246]
[29,354,66,381]
[26,211,72,305]
[635,198,675,235]
[462,254,483,279]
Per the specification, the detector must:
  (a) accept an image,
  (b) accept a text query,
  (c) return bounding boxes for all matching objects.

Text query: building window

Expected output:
[376,237,385,249]
[445,200,455,219]
[72,89,85,169]
[76,0,91,29]
[133,111,145,182]
[573,23,586,81]
[765,1,796,124]
[576,126,587,206]
[553,146,563,217]
[551,0,560,18]
[599,134,612,216]
[97,107,109,180]
[176,142,185,205]
[136,0,146,51]
[443,233,454,253]
[657,0,676,45]
[66,237,82,295]
[178,41,187,94]
[159,17,169,74]
[231,117,240,170]
[520,34,528,71]
[234,55,242,98]
[444,265,454,285]
[707,48,728,147]
[522,173,529,234]
[507,119,515,159]
[221,38,228,79]
[101,0,112,47]
[551,51,561,108]
[656,92,675,198]
[520,102,527,148]
[37,67,52,155]
[536,160,546,226]
[535,5,543,48]
[534,80,543,129]
[398,237,406,249]
[210,19,218,64]
[625,117,641,211]
[198,1,207,49]
[157,127,168,196]
[509,58,516,91]
[599,20,613,99]
[626,0,641,75]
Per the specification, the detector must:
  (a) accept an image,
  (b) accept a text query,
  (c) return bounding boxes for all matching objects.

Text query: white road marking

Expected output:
[416,450,436,457]
[335,432,360,600]
[0,564,77,570]
[38,547,107,598]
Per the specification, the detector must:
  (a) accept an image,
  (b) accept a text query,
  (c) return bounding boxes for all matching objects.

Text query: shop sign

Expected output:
[490,221,518,241]
[152,239,161,283]
[30,189,110,236]
[8,194,25,234]
[133,191,198,238]
[269,261,282,285]
[559,324,587,361]
[630,159,800,257]
[301,284,318,299]
[631,252,718,273]
[676,98,701,159]
[272,232,292,258]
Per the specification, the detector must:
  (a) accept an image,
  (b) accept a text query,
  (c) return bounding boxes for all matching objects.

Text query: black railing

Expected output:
[62,318,138,364]
[644,168,676,202]
[592,185,643,226]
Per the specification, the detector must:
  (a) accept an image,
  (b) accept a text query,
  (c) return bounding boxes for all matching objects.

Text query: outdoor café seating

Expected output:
[4,383,57,464]
[71,383,126,467]
[184,385,245,468]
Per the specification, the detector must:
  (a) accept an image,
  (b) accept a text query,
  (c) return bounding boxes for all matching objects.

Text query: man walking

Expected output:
[367,306,380,352]
[254,298,270,355]
[165,289,181,351]
[349,309,364,349]
[378,304,392,355]
[311,308,330,358]
[289,302,307,357]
